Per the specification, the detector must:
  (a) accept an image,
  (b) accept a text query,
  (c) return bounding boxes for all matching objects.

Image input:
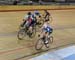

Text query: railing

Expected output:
[0,0,75,5]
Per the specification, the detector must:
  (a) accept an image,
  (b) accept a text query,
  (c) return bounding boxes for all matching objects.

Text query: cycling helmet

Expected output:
[34,10,40,15]
[27,12,31,15]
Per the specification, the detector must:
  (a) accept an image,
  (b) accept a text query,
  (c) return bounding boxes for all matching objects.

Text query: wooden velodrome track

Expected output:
[0,6,75,60]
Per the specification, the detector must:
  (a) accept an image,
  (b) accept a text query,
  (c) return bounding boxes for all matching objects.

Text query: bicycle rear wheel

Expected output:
[35,38,44,50]
[17,28,26,40]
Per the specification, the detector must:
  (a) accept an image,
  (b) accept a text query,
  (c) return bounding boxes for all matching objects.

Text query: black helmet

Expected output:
[27,12,31,15]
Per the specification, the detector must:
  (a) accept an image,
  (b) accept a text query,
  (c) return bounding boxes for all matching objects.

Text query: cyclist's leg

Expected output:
[40,30,48,44]
[25,21,29,26]
[34,17,37,24]
[29,26,32,32]
[23,21,30,32]
[42,28,50,44]
[44,31,49,44]
[28,21,33,35]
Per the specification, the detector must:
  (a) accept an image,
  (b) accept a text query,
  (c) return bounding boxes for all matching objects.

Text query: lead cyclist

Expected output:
[39,20,53,44]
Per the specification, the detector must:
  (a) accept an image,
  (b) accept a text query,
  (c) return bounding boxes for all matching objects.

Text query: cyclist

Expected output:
[43,10,52,22]
[32,10,42,25]
[39,20,53,44]
[21,12,35,36]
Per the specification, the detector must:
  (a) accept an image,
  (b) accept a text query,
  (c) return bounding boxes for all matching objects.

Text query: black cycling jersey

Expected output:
[44,11,50,19]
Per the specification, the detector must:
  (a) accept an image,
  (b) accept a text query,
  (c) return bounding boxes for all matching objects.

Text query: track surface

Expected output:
[0,10,75,60]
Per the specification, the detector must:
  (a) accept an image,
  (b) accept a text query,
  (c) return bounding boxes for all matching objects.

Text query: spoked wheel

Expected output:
[17,28,26,40]
[38,19,44,28]
[35,38,44,50]
[36,20,44,32]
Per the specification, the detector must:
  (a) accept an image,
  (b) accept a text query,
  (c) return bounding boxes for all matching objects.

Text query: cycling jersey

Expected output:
[44,11,50,18]
[44,11,50,21]
[24,15,33,21]
[44,26,52,33]
[42,23,52,33]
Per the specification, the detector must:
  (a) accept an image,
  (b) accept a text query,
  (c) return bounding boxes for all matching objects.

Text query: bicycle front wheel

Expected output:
[35,38,44,50]
[38,19,44,28]
[17,29,26,40]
